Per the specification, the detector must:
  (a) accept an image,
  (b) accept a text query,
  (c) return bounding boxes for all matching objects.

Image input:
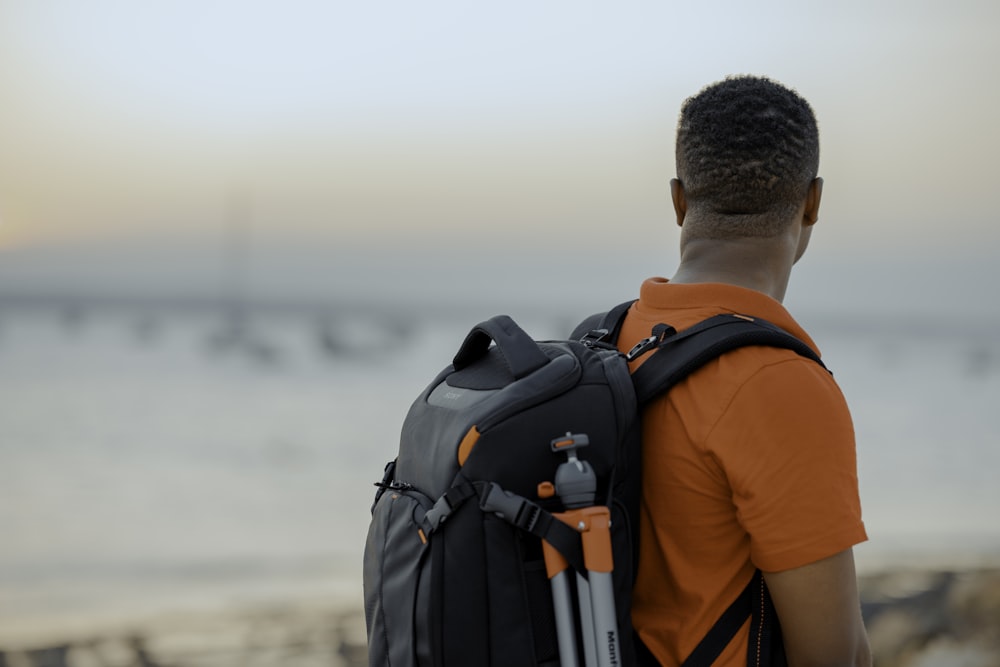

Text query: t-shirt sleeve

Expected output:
[705,357,867,572]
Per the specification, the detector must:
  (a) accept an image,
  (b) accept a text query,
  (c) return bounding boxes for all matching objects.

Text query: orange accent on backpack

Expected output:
[457,426,481,466]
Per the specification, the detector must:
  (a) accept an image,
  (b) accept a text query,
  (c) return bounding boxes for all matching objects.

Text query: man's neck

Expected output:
[670,236,795,303]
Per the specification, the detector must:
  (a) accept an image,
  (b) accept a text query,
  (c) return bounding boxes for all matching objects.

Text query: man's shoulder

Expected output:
[675,343,836,415]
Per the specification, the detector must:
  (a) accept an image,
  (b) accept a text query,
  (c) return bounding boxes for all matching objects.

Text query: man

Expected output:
[620,76,871,666]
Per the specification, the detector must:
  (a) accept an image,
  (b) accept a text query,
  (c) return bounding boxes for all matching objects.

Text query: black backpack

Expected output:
[363,301,824,667]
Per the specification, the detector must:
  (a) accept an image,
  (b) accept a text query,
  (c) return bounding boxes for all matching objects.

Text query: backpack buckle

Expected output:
[420,483,479,535]
[479,483,541,532]
[579,328,611,348]
[625,323,676,362]
[422,495,455,532]
[625,335,659,362]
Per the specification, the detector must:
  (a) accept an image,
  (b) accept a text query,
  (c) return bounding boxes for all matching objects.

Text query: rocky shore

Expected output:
[860,568,1000,667]
[1,568,997,667]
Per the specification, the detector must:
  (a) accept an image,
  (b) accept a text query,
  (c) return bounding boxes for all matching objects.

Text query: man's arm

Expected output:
[762,548,872,667]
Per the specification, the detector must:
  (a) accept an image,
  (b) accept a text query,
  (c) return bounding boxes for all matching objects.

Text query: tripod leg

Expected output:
[576,572,598,667]
[586,571,620,667]
[543,540,580,667]
[550,570,580,667]
[578,506,620,667]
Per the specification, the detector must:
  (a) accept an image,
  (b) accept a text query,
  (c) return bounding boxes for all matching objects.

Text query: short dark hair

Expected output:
[676,75,819,238]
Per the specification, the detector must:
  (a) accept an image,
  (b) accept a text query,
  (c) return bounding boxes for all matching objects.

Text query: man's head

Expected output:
[674,75,820,240]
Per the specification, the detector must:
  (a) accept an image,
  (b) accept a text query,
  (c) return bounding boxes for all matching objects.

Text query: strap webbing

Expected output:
[477,481,589,577]
[681,571,762,667]
[632,314,826,406]
[597,300,637,344]
[418,481,589,577]
[628,315,822,666]
[570,299,636,344]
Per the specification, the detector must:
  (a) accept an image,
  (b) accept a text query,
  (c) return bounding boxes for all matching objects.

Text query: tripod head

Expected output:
[550,433,596,509]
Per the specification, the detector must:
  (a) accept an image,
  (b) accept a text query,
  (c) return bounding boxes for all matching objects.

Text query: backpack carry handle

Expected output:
[453,315,551,379]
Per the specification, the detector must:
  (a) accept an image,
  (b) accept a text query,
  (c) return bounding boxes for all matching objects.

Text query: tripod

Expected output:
[540,433,620,667]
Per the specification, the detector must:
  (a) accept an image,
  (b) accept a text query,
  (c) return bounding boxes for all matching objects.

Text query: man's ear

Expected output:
[803,177,823,226]
[670,178,687,226]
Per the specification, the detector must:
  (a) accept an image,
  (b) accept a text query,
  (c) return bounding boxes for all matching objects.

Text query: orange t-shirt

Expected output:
[618,279,867,667]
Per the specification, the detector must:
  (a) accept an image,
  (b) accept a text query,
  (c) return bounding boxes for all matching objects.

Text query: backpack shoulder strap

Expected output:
[631,316,815,666]
[635,570,767,667]
[632,313,827,406]
[569,299,636,344]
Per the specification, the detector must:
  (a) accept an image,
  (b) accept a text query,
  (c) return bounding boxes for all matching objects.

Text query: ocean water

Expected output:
[1,303,998,640]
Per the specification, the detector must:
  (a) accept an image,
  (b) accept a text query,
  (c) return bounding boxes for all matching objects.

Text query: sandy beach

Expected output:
[1,566,997,667]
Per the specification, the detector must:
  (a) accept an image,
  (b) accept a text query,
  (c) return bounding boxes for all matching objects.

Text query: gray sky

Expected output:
[1,0,998,319]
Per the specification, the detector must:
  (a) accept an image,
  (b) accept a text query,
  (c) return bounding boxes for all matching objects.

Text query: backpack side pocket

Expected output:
[364,489,434,667]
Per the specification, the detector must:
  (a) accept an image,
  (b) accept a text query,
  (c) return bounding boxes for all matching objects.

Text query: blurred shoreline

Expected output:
[1,566,997,667]
[2,300,998,666]
[4,289,1000,340]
